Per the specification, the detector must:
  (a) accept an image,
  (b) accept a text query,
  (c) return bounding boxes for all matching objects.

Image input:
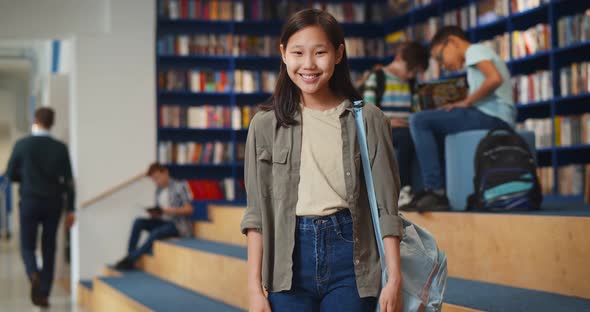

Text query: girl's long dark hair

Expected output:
[260,9,362,127]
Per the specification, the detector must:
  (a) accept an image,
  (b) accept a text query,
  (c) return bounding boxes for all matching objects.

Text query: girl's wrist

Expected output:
[387,271,402,285]
[248,283,265,296]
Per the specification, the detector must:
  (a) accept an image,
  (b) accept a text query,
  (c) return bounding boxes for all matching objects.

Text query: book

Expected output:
[481,33,510,61]
[553,114,590,147]
[517,118,552,148]
[146,206,164,218]
[414,77,468,111]
[512,70,552,104]
[558,165,586,196]
[477,0,508,25]
[511,24,550,60]
[559,61,590,97]
[158,141,234,165]
[510,0,549,13]
[187,178,240,201]
[558,12,590,47]
[536,166,554,195]
[443,4,476,31]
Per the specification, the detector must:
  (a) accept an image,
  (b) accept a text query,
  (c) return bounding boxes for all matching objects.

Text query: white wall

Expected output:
[0,90,18,168]
[77,178,155,279]
[0,0,108,39]
[47,74,70,143]
[74,0,155,202]
[0,0,156,298]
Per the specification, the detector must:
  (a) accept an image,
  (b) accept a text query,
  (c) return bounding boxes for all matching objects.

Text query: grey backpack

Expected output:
[352,100,447,312]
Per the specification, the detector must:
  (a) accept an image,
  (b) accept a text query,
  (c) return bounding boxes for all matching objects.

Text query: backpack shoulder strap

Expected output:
[374,69,386,108]
[352,100,387,281]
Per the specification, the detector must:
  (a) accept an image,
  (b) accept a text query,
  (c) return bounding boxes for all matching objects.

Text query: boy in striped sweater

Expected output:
[362,41,429,202]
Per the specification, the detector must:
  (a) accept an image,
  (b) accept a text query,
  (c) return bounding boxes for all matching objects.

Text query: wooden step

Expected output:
[193,205,247,246]
[148,238,494,311]
[147,239,248,309]
[92,278,150,312]
[92,271,242,312]
[193,205,590,299]
[77,280,93,310]
[442,303,483,312]
[404,211,590,299]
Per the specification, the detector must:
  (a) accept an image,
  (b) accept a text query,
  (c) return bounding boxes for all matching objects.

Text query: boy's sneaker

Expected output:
[398,186,413,207]
[400,190,450,212]
[114,256,135,271]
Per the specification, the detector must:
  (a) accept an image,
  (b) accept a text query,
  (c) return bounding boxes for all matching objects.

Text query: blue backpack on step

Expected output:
[467,127,542,211]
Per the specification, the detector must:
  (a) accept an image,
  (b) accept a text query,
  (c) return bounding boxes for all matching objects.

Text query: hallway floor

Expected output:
[0,238,85,312]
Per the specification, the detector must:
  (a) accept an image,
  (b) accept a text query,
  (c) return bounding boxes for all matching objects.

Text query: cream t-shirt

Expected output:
[296,100,350,216]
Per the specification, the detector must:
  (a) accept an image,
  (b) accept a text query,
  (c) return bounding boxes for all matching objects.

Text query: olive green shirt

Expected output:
[240,100,404,298]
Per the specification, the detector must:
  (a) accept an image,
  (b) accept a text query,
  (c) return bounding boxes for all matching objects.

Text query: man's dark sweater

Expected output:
[5,135,75,212]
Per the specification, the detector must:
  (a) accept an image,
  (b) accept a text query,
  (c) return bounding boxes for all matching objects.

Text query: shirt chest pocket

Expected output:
[256,146,290,199]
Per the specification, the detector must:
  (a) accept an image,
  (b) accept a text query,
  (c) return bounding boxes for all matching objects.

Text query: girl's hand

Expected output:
[379,278,402,312]
[441,99,471,111]
[249,292,271,312]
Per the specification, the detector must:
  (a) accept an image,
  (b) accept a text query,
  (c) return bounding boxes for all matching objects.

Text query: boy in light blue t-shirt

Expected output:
[403,26,516,211]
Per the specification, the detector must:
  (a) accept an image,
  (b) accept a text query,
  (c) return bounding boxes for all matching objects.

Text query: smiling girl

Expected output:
[240,9,404,312]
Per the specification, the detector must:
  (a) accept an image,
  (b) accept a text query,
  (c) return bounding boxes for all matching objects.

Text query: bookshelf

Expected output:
[384,0,590,201]
[156,0,389,219]
[157,0,590,217]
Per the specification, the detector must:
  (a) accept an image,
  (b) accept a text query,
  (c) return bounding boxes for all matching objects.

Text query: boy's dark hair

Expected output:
[400,41,429,72]
[431,26,469,48]
[34,107,55,129]
[261,8,361,127]
[146,163,168,176]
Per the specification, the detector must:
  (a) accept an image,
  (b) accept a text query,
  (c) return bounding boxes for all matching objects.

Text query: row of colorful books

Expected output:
[187,178,243,201]
[556,165,587,197]
[537,165,587,197]
[518,114,590,149]
[511,24,551,59]
[560,61,590,97]
[512,70,552,105]
[158,0,385,23]
[558,12,590,48]
[158,70,277,93]
[510,0,549,13]
[159,141,234,165]
[555,114,590,147]
[157,34,386,58]
[159,105,258,129]
[517,118,553,149]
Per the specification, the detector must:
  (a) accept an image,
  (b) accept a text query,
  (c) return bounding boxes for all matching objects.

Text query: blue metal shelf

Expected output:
[554,40,590,54]
[472,17,508,41]
[192,199,246,205]
[555,144,590,152]
[555,144,590,166]
[159,127,246,132]
[508,51,551,74]
[516,100,552,108]
[166,163,243,169]
[555,93,590,116]
[157,19,232,34]
[158,127,240,142]
[553,40,590,67]
[510,3,550,30]
[516,100,552,122]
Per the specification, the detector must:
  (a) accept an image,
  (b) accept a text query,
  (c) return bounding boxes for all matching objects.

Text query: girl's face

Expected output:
[280,26,344,100]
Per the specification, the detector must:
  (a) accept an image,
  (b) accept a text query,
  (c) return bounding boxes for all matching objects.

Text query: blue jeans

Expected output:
[392,127,415,188]
[127,218,178,261]
[268,209,377,312]
[19,197,62,296]
[409,107,509,190]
